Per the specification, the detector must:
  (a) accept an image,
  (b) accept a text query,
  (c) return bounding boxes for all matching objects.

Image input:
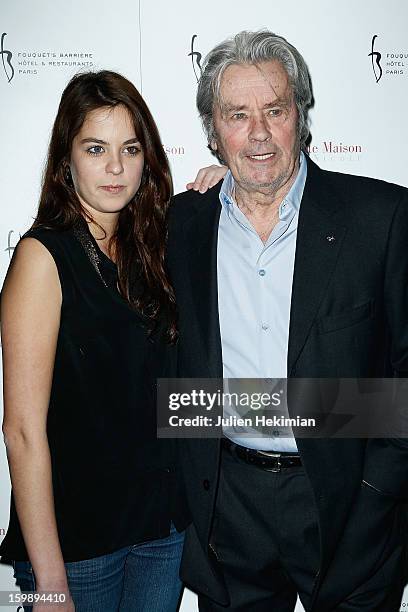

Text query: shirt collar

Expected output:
[219,150,307,218]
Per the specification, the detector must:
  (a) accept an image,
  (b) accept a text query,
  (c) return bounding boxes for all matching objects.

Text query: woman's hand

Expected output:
[33,593,75,612]
[186,164,227,193]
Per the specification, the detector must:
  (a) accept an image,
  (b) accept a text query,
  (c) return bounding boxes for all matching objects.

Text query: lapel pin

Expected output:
[326,235,336,242]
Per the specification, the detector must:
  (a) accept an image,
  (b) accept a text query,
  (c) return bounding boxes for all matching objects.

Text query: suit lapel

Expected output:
[183,190,223,378]
[288,158,348,373]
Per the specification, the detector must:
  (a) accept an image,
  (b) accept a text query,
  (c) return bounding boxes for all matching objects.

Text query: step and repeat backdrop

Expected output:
[1,1,407,610]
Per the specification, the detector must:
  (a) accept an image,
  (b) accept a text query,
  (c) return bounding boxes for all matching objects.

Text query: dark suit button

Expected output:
[203,479,210,491]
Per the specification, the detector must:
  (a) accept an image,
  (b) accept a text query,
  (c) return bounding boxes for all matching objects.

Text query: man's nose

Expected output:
[248,115,271,142]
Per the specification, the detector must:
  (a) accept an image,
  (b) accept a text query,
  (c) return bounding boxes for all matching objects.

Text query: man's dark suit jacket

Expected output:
[167,156,408,610]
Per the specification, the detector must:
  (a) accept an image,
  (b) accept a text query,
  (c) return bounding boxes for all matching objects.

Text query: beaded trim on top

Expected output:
[73,221,108,288]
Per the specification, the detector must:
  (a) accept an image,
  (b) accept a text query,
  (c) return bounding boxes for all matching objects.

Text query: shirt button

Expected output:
[259,269,266,276]
[261,323,269,331]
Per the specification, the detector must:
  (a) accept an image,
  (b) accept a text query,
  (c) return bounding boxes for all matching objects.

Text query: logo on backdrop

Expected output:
[5,230,21,259]
[188,34,202,83]
[0,33,94,82]
[0,33,14,83]
[163,144,185,157]
[368,35,382,83]
[368,34,407,81]
[307,140,364,165]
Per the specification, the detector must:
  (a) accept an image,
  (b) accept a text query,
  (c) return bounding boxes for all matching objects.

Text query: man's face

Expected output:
[211,60,300,197]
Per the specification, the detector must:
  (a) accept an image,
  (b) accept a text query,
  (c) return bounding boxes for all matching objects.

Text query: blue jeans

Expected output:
[13,525,184,611]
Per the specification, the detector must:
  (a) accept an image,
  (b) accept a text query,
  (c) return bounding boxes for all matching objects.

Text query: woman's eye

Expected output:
[232,113,247,120]
[86,145,104,155]
[124,146,141,156]
[268,108,283,117]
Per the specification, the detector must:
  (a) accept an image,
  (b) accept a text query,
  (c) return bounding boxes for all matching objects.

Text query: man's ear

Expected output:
[210,139,218,152]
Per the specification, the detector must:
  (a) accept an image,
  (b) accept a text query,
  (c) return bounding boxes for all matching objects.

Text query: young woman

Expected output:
[0,70,225,612]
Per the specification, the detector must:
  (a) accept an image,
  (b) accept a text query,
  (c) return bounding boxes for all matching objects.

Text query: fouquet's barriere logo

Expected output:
[368,34,382,83]
[5,230,20,259]
[188,34,202,83]
[1,32,14,83]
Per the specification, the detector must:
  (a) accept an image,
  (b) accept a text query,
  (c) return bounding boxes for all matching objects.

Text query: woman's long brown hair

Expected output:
[34,70,177,342]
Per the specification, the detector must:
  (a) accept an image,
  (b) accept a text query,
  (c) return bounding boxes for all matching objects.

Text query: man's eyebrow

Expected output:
[220,103,247,113]
[223,102,248,111]
[79,137,139,145]
[263,98,291,108]
[221,98,291,113]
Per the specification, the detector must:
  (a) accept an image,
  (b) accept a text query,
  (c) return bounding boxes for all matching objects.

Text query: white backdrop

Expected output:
[1,1,407,610]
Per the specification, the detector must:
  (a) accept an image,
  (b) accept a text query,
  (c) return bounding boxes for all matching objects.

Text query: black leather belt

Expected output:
[222,437,302,472]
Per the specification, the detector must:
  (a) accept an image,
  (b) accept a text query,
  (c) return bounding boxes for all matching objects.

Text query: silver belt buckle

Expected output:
[257,450,282,472]
[266,457,282,472]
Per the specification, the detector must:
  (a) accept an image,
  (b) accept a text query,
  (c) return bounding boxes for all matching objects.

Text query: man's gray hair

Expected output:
[197,30,313,157]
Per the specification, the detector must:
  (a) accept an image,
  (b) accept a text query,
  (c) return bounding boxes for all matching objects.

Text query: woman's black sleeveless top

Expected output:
[0,223,186,562]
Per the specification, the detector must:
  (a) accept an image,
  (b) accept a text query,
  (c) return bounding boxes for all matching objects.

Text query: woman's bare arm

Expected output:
[1,237,72,600]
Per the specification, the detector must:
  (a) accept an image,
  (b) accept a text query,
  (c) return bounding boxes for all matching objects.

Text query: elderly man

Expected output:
[167,30,408,611]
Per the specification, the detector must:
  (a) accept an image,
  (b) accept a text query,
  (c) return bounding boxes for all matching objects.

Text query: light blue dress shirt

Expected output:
[217,152,307,451]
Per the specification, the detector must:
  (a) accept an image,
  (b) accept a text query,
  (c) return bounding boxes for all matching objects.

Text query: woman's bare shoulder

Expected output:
[2,236,61,305]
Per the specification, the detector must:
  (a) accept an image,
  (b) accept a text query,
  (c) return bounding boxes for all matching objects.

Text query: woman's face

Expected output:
[69,104,144,218]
